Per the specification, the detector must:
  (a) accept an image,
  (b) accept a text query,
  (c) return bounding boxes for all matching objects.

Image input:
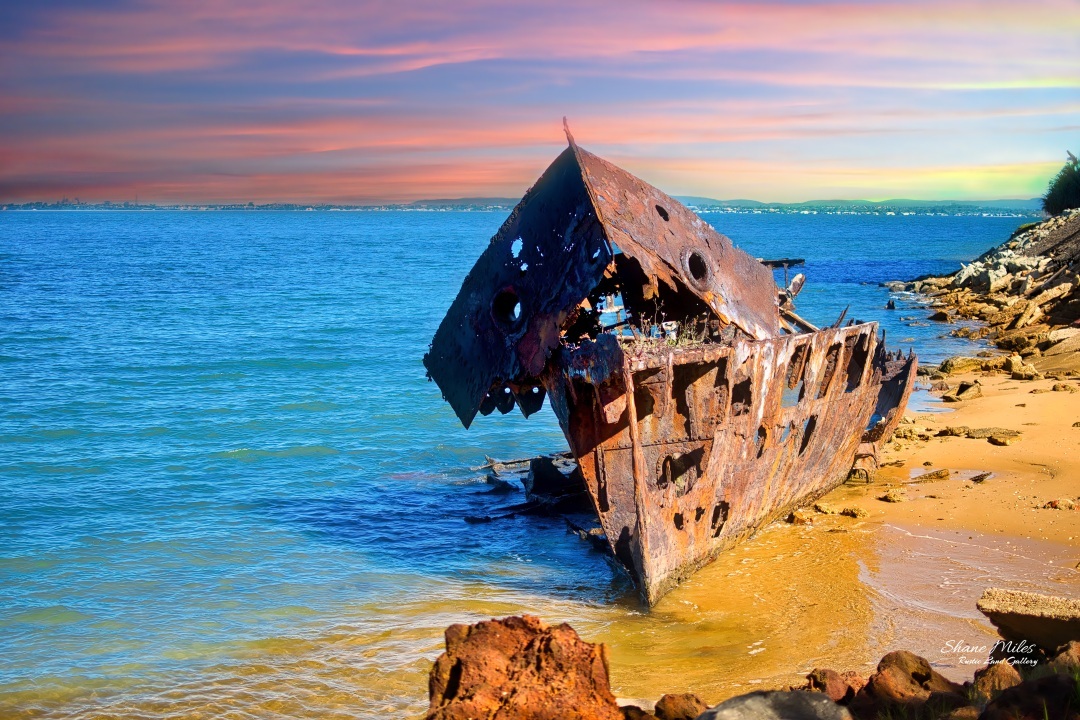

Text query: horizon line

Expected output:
[1,195,1045,208]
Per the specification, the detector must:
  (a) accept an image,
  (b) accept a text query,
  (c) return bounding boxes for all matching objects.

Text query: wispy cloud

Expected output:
[1,0,1077,202]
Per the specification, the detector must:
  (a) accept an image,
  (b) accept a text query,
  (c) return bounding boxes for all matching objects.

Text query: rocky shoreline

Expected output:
[421,614,1080,720]
[885,209,1080,378]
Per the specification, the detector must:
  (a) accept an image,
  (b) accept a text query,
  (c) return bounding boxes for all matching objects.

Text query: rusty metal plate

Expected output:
[569,139,779,341]
[424,147,611,427]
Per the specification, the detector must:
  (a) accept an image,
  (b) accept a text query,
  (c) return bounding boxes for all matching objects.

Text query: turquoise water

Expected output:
[0,210,1030,717]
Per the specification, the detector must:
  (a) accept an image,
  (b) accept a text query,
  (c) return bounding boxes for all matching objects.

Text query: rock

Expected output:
[1011,363,1041,380]
[786,510,814,525]
[989,272,1015,294]
[988,435,1019,446]
[849,650,965,717]
[652,693,708,720]
[938,356,983,374]
[813,503,839,515]
[1043,332,1080,358]
[980,673,1080,720]
[912,468,950,481]
[840,506,868,518]
[1043,498,1076,510]
[1005,354,1025,373]
[885,299,896,310]
[972,660,1022,702]
[805,669,865,705]
[929,309,952,322]
[1048,327,1080,343]
[971,265,1009,293]
[425,615,623,720]
[698,690,852,720]
[1012,302,1044,329]
[964,427,1020,439]
[1049,640,1080,673]
[977,589,1080,652]
[953,263,981,288]
[942,380,982,402]
[1030,281,1074,307]
[878,489,907,503]
[893,427,931,441]
[621,706,659,720]
[1052,382,1078,392]
[938,426,971,437]
[1073,421,1080,428]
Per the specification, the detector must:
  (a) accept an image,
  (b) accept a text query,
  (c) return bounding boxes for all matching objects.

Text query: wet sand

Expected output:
[845,374,1080,546]
[597,372,1080,704]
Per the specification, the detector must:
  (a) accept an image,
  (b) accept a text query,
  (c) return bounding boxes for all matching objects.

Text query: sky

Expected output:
[1,0,1078,204]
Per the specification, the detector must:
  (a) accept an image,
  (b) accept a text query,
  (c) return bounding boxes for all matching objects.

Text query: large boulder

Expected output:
[847,650,966,717]
[426,615,624,720]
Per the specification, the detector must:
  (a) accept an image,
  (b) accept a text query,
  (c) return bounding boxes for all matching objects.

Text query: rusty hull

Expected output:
[544,325,915,605]
[424,127,917,605]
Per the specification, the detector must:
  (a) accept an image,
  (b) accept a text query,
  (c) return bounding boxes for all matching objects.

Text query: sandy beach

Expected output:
[821,373,1080,546]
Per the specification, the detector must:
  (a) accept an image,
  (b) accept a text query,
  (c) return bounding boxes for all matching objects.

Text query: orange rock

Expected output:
[426,615,623,720]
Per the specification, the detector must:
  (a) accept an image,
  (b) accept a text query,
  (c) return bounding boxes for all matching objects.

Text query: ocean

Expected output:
[0,209,1041,717]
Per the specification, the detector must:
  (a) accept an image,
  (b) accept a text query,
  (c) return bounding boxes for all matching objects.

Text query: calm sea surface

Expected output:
[0,210,1037,717]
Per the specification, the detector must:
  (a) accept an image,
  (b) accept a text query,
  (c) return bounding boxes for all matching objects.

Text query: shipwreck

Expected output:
[425,125,917,605]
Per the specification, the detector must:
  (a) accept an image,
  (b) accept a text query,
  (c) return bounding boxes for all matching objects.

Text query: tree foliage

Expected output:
[1042,152,1080,215]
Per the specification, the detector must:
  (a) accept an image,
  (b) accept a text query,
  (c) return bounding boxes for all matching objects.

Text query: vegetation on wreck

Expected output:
[1042,151,1080,216]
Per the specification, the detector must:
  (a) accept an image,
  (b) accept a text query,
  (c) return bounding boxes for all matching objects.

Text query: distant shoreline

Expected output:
[1,201,1046,218]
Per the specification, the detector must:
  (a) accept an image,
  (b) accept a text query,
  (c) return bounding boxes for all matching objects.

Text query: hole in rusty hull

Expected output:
[657,448,705,495]
[781,381,804,408]
[687,251,708,283]
[845,334,870,393]
[731,378,752,417]
[799,415,818,455]
[817,343,841,399]
[491,288,523,331]
[711,501,730,537]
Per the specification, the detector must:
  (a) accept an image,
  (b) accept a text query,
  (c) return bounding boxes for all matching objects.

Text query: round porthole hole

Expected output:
[491,288,523,331]
[687,251,709,283]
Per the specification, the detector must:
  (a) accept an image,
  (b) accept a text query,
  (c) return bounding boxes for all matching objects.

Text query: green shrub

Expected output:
[1042,152,1080,215]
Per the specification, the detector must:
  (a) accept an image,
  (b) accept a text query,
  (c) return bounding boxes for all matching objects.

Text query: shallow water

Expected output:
[2,209,1061,717]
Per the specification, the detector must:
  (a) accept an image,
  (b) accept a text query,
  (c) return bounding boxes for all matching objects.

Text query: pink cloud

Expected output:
[2,0,1076,202]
